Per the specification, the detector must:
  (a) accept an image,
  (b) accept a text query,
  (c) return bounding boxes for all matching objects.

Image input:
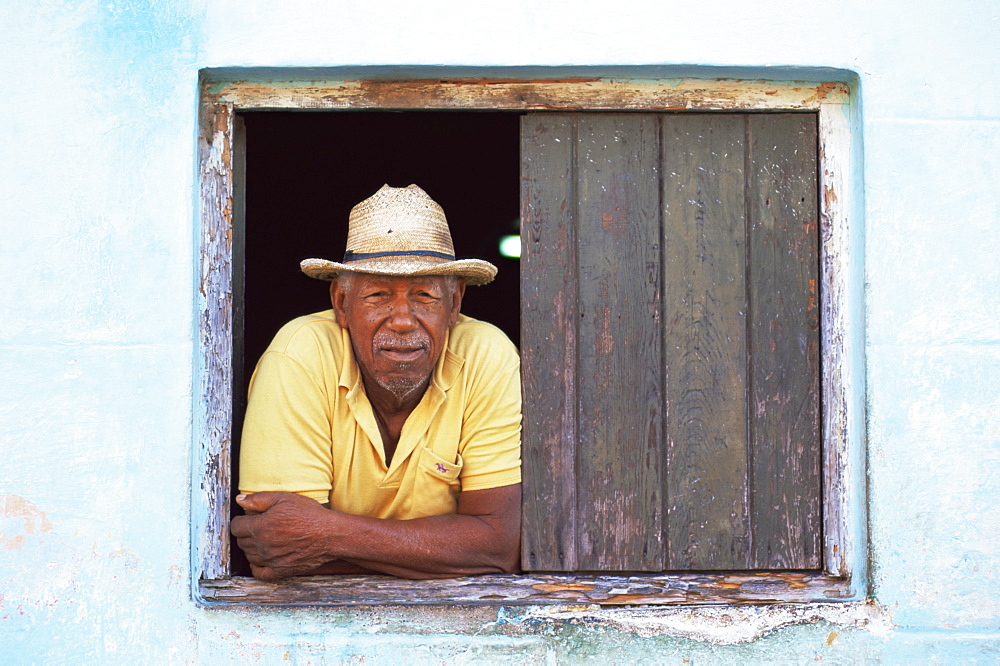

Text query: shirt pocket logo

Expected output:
[421,448,463,483]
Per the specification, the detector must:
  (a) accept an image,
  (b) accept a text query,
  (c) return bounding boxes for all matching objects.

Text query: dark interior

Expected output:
[232,110,522,574]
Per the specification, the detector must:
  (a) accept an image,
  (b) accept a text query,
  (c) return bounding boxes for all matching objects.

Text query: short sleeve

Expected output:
[238,350,335,503]
[454,327,522,492]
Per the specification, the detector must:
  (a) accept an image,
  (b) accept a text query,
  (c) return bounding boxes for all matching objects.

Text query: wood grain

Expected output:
[200,571,853,606]
[205,78,851,113]
[746,113,822,569]
[575,115,664,571]
[661,114,751,570]
[521,112,823,573]
[520,115,579,571]
[197,102,236,579]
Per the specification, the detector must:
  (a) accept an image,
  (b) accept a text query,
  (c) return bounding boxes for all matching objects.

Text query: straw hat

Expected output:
[300,184,497,286]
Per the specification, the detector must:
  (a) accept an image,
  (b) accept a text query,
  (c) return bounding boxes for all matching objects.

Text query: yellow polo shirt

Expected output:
[238,310,521,520]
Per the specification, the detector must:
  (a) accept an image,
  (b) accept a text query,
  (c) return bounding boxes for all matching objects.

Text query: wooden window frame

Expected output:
[194,72,864,606]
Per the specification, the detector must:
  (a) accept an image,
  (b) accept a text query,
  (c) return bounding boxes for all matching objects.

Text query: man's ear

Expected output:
[449,280,466,326]
[330,280,348,324]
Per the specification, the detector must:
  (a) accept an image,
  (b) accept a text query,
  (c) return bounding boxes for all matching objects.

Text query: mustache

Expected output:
[373,332,431,350]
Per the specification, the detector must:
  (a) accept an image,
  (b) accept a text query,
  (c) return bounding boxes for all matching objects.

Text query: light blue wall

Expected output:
[1,0,997,661]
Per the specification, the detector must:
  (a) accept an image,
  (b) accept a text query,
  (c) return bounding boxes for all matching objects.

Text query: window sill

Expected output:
[198,572,855,607]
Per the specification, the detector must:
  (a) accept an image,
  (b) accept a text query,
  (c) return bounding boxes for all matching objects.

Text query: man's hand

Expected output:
[230,484,521,581]
[231,492,338,581]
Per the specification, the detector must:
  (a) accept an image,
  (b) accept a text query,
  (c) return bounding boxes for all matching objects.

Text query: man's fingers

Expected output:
[235,536,264,564]
[230,514,252,538]
[231,491,333,582]
[249,563,283,582]
[235,492,277,513]
[235,490,308,514]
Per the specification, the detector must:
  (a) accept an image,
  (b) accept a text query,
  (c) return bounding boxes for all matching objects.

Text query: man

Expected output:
[231,184,522,581]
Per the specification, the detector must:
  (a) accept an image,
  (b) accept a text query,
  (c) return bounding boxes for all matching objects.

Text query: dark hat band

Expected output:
[342,249,456,262]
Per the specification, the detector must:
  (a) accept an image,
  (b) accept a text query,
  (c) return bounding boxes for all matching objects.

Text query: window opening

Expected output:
[233,111,522,575]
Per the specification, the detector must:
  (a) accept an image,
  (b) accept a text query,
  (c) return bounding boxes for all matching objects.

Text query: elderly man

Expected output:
[231,185,521,581]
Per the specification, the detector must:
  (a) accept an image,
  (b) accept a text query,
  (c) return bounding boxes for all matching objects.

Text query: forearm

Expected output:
[305,560,379,575]
[233,485,521,581]
[322,512,519,579]
[301,556,461,579]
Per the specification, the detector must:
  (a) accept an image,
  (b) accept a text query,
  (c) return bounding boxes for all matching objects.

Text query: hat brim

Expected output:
[300,257,497,286]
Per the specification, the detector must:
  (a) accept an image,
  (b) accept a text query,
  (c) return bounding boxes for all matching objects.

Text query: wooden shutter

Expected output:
[520,113,821,572]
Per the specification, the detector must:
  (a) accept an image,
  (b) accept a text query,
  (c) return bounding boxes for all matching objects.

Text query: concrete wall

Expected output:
[2,0,997,661]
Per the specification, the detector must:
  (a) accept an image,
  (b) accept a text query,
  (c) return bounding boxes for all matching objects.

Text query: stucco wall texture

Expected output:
[1,0,998,662]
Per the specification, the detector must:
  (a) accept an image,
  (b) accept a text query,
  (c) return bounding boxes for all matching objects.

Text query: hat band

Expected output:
[342,249,456,262]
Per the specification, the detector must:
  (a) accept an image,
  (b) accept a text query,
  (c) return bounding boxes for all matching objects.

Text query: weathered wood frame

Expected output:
[194,74,864,606]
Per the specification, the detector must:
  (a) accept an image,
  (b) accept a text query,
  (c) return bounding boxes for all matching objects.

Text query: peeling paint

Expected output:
[502,599,893,645]
[203,77,855,112]
[800,82,851,106]
[0,495,52,551]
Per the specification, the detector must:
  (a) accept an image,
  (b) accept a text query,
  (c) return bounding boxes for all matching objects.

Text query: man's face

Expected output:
[331,273,465,401]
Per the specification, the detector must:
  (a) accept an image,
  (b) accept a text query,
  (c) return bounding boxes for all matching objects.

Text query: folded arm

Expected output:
[230,483,521,581]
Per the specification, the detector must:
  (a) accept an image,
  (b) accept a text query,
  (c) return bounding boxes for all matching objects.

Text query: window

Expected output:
[195,72,863,605]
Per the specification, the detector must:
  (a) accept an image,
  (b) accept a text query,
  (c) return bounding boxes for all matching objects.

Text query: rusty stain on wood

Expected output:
[824,182,839,210]
[801,82,849,105]
[603,594,669,603]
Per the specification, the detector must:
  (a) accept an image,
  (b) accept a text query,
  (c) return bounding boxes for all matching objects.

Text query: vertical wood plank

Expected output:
[817,102,855,578]
[232,114,247,425]
[229,113,250,576]
[196,101,236,580]
[575,115,664,571]
[520,114,578,571]
[662,114,751,570]
[747,113,822,569]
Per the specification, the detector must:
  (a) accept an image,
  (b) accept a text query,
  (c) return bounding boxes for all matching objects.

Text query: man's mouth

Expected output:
[375,334,430,363]
[373,332,432,364]
[379,346,427,362]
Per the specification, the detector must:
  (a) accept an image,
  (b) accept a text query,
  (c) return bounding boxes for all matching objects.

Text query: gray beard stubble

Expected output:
[371,331,432,400]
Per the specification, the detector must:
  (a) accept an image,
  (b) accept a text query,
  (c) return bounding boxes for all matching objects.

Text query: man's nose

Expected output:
[385,295,419,332]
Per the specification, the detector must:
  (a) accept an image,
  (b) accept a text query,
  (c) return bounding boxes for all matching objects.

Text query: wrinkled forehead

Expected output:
[339,272,459,293]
